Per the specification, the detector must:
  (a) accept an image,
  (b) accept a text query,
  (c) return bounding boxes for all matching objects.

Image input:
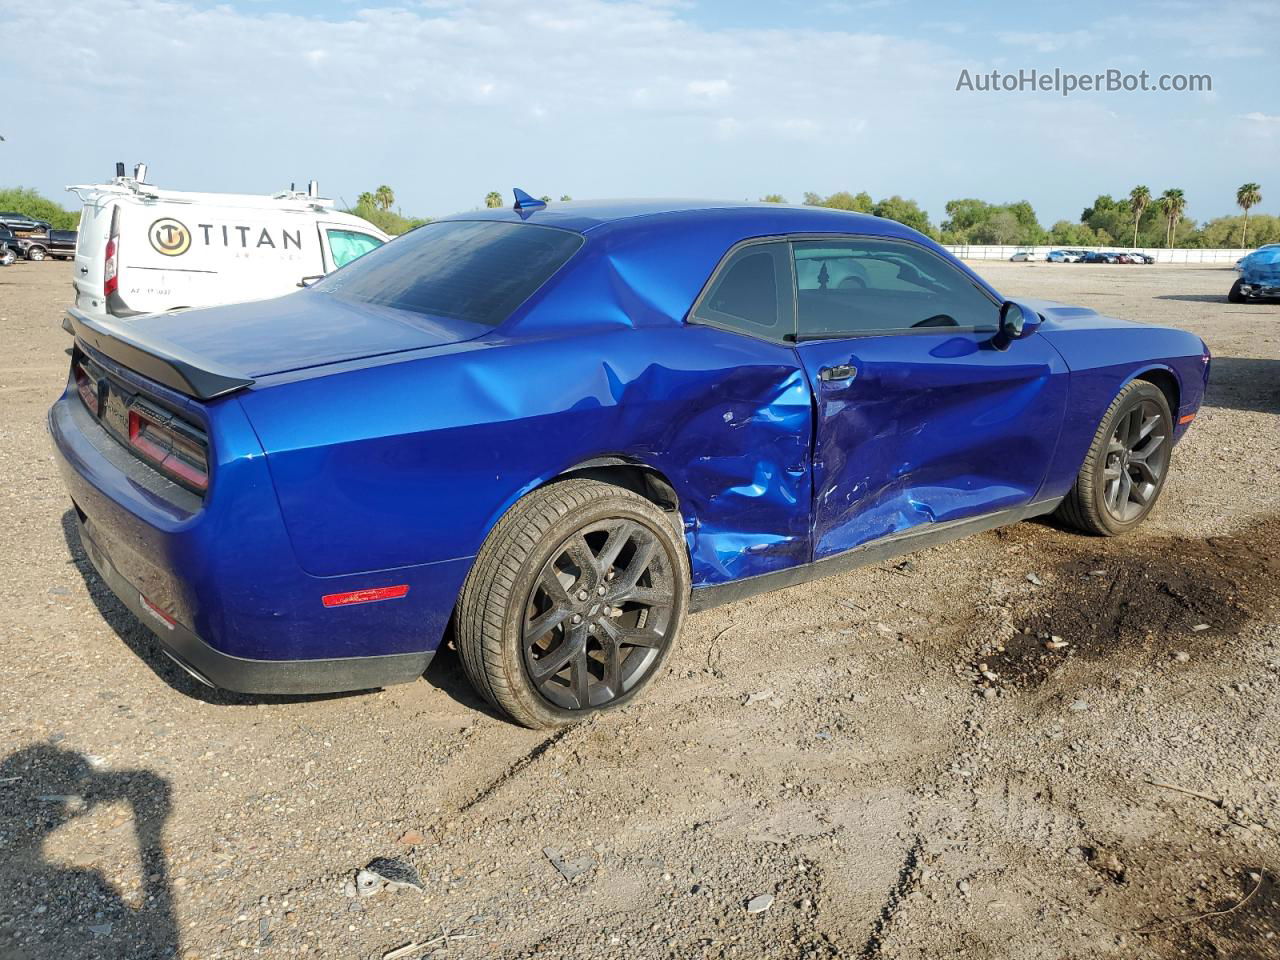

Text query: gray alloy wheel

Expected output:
[0,248,14,267]
[456,479,689,728]
[1056,380,1173,536]
[26,245,47,262]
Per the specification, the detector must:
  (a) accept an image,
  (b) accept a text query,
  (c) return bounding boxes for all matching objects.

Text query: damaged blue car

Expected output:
[51,193,1210,727]
[1230,245,1280,302]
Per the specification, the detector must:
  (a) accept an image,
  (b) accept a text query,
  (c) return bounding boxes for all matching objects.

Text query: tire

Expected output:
[1056,380,1173,536]
[456,479,690,728]
[1228,279,1247,304]
[26,245,47,262]
[0,249,13,267]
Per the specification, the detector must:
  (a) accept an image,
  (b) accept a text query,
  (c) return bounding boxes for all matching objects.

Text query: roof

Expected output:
[453,198,992,335]
[438,197,914,240]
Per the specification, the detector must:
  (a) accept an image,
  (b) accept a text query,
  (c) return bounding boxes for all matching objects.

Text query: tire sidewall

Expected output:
[497,494,689,727]
[1088,381,1173,535]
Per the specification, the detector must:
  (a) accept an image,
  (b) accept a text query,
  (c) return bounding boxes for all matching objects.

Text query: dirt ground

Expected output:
[1,259,1277,960]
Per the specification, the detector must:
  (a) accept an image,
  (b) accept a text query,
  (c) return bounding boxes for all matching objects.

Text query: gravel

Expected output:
[1,260,1278,958]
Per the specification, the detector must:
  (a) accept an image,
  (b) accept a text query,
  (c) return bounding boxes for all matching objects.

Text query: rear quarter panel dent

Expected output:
[239,326,813,585]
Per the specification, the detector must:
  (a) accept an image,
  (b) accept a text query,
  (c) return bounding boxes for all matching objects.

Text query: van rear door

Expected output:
[72,197,115,315]
[317,222,386,272]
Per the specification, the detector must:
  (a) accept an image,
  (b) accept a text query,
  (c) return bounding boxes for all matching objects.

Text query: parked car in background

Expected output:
[1125,252,1155,264]
[0,228,19,266]
[67,163,388,319]
[1229,245,1280,302]
[0,211,52,235]
[0,226,21,264]
[51,194,1209,727]
[1047,249,1084,263]
[1083,251,1119,264]
[1009,249,1043,262]
[23,229,77,261]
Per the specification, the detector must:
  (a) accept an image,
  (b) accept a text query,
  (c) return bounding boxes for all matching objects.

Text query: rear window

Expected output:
[315,220,583,326]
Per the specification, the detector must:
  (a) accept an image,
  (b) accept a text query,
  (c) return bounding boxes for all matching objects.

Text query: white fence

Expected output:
[944,245,1250,265]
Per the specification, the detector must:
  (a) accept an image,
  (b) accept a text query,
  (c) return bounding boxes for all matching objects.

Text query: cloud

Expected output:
[1241,112,1280,125]
[5,0,1275,224]
[687,79,731,100]
[995,30,1096,53]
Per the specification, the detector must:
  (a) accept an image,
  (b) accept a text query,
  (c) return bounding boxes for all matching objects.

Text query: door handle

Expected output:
[818,363,858,383]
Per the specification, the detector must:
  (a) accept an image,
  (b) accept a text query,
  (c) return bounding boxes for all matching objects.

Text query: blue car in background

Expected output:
[1231,245,1280,302]
[50,195,1210,727]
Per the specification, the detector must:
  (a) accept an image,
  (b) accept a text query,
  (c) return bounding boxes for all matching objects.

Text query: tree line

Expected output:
[2,182,1269,246]
[768,183,1268,249]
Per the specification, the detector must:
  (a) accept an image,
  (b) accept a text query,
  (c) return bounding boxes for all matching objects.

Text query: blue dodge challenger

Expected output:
[51,194,1210,727]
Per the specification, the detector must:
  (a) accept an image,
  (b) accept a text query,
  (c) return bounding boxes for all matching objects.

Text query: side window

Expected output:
[326,230,384,269]
[792,239,998,338]
[692,241,794,340]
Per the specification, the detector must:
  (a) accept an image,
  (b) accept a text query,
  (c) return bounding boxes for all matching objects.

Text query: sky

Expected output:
[8,0,1278,226]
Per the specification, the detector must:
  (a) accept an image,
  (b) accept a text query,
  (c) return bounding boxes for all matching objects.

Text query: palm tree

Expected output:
[357,191,375,208]
[760,194,787,203]
[559,195,572,202]
[374,185,395,212]
[540,195,552,204]
[1236,182,1262,246]
[1158,189,1186,247]
[1128,185,1150,248]
[484,191,504,209]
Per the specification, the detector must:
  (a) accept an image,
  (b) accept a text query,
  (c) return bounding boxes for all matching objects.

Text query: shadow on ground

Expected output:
[1204,356,1280,415]
[0,744,177,960]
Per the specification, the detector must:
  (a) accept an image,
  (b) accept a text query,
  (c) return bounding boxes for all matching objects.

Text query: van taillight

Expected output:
[73,361,99,415]
[104,239,118,296]
[104,206,120,298]
[127,406,209,492]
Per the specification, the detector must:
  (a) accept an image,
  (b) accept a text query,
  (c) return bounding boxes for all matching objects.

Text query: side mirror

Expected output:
[992,300,1042,351]
[297,275,324,288]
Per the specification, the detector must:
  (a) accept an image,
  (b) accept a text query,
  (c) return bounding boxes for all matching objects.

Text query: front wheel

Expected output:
[1056,380,1173,536]
[1228,278,1247,303]
[0,248,14,267]
[456,479,689,728]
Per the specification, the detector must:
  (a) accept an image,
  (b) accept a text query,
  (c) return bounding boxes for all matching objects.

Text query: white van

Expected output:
[67,164,390,319]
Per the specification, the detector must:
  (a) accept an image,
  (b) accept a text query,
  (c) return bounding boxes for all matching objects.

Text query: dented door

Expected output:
[796,331,1069,559]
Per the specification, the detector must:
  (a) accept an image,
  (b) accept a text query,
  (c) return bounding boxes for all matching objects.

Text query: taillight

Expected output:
[103,206,120,298]
[73,361,99,415]
[127,404,209,492]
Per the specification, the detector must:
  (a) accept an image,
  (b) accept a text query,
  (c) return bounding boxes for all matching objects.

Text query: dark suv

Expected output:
[0,211,51,234]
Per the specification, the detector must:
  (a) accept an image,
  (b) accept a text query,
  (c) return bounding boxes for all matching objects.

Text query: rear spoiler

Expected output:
[65,308,255,400]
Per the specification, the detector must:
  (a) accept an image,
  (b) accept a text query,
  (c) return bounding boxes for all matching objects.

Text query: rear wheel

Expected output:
[26,245,47,262]
[456,479,689,728]
[0,248,14,267]
[1228,278,1247,303]
[1056,380,1173,536]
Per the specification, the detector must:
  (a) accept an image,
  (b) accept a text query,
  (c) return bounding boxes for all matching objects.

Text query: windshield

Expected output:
[315,220,583,326]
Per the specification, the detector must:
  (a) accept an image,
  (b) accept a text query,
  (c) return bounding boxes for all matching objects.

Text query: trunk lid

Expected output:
[114,290,491,381]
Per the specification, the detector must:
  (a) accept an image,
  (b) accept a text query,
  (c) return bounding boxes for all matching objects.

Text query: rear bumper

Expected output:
[49,352,468,691]
[78,516,432,694]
